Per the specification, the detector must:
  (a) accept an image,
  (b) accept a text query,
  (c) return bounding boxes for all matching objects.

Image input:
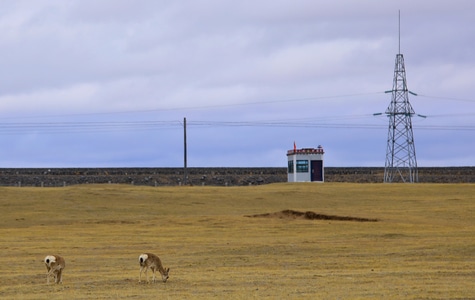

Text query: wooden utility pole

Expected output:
[183,117,187,185]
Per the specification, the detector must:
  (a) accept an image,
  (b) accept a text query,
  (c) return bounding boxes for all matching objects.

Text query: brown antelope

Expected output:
[139,253,170,283]
[44,255,66,284]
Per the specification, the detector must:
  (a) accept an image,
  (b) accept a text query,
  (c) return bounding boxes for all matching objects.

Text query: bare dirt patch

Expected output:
[246,209,378,222]
[93,220,138,225]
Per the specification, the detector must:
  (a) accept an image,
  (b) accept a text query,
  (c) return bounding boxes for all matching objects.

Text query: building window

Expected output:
[296,160,309,173]
[288,160,294,173]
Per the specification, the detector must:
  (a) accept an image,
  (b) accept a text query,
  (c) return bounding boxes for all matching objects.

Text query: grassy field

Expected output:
[0,183,474,299]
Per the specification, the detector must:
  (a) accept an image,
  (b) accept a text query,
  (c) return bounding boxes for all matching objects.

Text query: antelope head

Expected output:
[161,268,170,282]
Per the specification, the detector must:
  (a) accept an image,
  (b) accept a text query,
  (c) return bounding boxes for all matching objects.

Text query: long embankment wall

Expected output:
[1,167,474,187]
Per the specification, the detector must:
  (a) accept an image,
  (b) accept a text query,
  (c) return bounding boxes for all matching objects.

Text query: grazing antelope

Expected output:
[139,253,170,283]
[44,255,66,284]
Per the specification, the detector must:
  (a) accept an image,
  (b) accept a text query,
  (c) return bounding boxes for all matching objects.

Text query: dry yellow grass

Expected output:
[0,183,474,299]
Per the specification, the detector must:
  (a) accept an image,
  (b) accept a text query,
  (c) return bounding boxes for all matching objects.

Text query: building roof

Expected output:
[287,146,324,156]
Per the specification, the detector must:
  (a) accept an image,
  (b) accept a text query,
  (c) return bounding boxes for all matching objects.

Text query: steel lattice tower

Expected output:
[383,47,418,183]
[383,11,418,183]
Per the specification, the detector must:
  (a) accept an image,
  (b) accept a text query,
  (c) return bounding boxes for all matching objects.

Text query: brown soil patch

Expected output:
[246,209,378,222]
[92,220,138,224]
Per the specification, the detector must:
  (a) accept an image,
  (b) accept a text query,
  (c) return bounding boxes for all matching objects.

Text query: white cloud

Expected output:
[0,0,473,167]
[0,83,98,114]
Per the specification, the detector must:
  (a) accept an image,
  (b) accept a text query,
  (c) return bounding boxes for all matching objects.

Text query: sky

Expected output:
[0,0,474,168]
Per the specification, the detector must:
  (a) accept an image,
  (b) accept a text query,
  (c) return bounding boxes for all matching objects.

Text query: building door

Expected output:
[311,160,323,181]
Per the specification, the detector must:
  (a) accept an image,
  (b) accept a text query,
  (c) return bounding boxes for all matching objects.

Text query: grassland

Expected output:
[0,183,474,299]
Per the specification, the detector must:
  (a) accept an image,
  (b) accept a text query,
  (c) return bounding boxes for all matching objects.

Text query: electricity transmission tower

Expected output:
[384,12,418,183]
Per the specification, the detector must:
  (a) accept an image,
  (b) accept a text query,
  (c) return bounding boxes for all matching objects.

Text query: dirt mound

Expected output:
[246,209,378,222]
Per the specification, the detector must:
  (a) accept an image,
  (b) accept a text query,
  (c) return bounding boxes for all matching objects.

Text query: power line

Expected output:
[1,118,474,135]
[0,92,383,120]
[0,89,473,135]
[1,91,472,127]
[0,121,182,134]
[417,94,475,103]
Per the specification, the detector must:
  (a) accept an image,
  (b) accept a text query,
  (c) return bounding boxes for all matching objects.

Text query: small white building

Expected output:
[287,145,324,182]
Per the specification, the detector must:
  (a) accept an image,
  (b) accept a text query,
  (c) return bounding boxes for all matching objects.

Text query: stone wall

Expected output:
[1,167,474,187]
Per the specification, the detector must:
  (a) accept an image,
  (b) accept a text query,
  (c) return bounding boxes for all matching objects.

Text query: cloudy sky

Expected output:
[0,0,474,168]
